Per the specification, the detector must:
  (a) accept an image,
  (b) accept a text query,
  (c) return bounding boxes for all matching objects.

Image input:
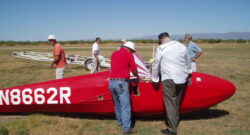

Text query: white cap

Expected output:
[123,41,135,51]
[48,34,56,40]
[121,38,126,42]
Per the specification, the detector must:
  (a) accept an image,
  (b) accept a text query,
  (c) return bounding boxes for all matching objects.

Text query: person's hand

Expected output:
[49,62,54,68]
[132,77,140,86]
[131,80,138,87]
[151,81,160,91]
[187,74,192,85]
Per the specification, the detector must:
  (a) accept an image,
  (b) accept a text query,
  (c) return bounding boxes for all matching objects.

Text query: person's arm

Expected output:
[131,70,139,78]
[94,51,99,60]
[191,43,203,61]
[191,51,203,61]
[50,55,60,68]
[195,51,203,58]
[151,47,161,83]
[50,46,60,68]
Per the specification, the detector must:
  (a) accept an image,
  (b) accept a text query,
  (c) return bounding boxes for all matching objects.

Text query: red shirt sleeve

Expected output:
[54,45,60,56]
[129,53,137,71]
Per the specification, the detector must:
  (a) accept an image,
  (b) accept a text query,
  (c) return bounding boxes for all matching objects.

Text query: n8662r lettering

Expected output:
[0,87,71,105]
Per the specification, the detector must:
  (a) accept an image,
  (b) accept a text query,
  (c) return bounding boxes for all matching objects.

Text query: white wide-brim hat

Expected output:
[123,41,135,51]
[48,34,56,40]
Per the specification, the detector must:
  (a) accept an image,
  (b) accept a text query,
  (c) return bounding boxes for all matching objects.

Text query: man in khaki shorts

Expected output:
[48,34,67,79]
[91,37,102,73]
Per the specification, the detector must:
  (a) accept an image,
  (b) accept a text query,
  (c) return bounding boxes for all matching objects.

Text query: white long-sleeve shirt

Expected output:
[151,40,192,84]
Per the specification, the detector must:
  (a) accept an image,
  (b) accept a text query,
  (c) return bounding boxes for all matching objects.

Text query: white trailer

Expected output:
[12,51,110,71]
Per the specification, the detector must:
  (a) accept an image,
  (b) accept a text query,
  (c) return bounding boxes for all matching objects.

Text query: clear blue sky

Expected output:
[0,0,249,41]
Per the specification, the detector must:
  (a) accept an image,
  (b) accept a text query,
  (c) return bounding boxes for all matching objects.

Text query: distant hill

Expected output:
[132,32,250,40]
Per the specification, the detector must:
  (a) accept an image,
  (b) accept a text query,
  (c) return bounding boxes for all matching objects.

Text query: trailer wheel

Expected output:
[85,58,93,71]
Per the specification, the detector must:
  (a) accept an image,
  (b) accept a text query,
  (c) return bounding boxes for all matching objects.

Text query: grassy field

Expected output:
[0,42,249,135]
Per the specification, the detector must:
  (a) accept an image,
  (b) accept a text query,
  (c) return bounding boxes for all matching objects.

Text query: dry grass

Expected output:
[0,43,249,135]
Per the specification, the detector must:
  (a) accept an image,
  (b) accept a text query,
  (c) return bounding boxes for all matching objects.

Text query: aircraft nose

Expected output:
[225,80,236,97]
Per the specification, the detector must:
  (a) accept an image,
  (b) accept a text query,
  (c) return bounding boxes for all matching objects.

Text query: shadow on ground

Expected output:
[0,108,229,122]
[180,109,229,121]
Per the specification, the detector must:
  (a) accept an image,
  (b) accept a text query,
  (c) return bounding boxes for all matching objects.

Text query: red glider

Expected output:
[0,55,236,116]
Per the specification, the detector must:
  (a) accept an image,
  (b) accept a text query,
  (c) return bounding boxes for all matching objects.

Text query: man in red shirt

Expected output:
[48,35,67,79]
[109,41,139,134]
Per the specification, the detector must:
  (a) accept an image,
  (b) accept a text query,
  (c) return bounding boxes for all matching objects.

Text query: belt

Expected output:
[110,78,128,81]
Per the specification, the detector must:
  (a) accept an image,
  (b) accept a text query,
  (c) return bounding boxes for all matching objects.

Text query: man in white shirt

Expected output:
[151,32,192,135]
[91,37,102,73]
